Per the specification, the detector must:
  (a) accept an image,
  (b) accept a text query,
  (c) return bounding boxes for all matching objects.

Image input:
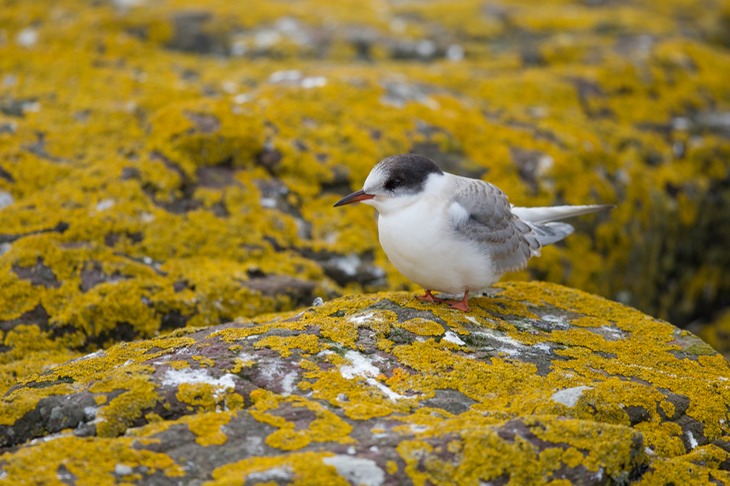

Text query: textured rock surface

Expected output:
[1,0,730,481]
[0,0,729,385]
[1,283,728,484]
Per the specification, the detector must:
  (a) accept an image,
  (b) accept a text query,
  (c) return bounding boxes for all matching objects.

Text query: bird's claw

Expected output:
[445,300,470,312]
[417,289,471,311]
[446,290,471,312]
[417,290,445,303]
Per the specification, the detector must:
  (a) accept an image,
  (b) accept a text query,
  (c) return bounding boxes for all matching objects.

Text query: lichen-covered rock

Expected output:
[1,282,728,484]
[701,309,730,359]
[0,0,729,384]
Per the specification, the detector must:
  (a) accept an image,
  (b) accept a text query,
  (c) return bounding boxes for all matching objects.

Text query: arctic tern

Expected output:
[334,154,611,311]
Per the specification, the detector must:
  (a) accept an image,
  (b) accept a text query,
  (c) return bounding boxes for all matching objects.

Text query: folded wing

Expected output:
[449,179,612,274]
[448,179,540,275]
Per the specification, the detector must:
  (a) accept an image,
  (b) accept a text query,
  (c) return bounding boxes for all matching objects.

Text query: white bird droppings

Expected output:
[161,368,237,399]
[348,312,374,325]
[333,254,361,277]
[0,191,14,209]
[279,371,298,396]
[551,386,593,407]
[443,331,465,345]
[686,430,698,450]
[114,464,134,476]
[340,350,404,401]
[16,28,38,47]
[95,198,115,211]
[322,456,385,486]
[247,467,291,482]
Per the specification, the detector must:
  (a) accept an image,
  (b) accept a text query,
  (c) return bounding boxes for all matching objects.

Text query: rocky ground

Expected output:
[1,283,729,484]
[0,0,729,483]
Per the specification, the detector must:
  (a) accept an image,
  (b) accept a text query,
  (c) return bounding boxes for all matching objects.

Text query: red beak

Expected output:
[333,189,375,207]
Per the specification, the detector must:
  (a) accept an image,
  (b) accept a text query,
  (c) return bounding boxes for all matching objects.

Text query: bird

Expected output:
[334,153,612,311]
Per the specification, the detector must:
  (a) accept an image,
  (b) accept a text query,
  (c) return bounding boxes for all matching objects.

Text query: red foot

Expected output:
[416,289,445,303]
[444,290,470,312]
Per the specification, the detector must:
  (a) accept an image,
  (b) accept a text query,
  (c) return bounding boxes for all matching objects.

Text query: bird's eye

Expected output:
[385,177,403,191]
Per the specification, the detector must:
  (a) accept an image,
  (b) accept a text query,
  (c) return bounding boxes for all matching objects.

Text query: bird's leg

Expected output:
[445,290,470,312]
[417,289,445,303]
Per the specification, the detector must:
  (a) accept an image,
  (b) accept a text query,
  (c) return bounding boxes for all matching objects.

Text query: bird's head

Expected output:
[334,154,444,214]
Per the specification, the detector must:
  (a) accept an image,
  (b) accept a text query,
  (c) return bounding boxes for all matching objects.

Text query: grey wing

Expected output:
[448,178,541,274]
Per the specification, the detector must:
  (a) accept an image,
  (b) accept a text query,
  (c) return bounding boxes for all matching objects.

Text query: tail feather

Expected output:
[511,204,613,224]
[529,221,574,246]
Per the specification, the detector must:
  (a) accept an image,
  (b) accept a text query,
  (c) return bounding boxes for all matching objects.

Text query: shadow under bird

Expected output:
[334,154,612,311]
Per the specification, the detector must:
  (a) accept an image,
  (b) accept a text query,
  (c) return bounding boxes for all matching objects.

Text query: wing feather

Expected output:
[449,178,539,274]
[511,204,613,224]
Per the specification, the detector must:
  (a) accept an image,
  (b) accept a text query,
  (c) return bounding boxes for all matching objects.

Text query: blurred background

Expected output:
[0,0,728,372]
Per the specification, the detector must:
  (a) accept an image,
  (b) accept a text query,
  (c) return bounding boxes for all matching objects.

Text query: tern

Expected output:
[334,153,612,311]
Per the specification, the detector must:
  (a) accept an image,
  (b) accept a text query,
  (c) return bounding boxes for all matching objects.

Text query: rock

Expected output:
[0,4,730,483]
[0,282,727,484]
[165,11,229,55]
[1,0,729,367]
[700,308,730,359]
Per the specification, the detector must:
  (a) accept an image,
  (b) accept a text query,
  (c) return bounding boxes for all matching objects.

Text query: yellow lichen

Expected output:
[206,452,346,486]
[167,360,191,370]
[192,355,215,367]
[248,390,355,451]
[0,0,729,478]
[254,333,324,358]
[636,445,730,485]
[300,359,411,420]
[0,436,185,484]
[399,318,445,337]
[176,382,221,412]
[90,371,158,438]
[187,411,233,447]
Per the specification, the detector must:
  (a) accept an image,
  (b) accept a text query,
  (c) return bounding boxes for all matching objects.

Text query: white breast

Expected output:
[376,175,501,294]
